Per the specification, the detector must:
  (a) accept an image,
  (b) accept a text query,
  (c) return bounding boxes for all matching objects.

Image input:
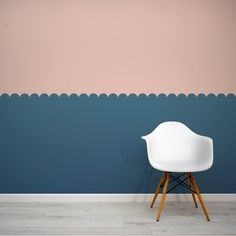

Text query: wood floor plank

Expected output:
[0,202,235,235]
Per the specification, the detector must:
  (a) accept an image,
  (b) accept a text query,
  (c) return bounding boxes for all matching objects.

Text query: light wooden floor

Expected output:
[0,201,235,235]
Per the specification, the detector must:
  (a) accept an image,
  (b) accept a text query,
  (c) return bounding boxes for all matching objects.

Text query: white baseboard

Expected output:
[0,194,235,202]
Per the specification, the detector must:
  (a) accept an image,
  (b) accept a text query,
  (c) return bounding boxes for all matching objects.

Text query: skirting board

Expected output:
[0,194,235,202]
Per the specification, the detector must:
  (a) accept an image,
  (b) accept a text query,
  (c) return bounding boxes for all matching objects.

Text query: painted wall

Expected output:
[0,94,236,193]
[0,1,236,193]
[1,0,236,94]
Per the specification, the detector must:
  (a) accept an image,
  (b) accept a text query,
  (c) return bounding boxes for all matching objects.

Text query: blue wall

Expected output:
[0,93,236,193]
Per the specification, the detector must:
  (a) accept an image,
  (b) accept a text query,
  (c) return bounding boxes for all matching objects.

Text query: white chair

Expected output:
[142,121,213,221]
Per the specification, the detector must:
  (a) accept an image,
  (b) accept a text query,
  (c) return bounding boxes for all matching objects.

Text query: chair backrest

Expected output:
[142,121,213,170]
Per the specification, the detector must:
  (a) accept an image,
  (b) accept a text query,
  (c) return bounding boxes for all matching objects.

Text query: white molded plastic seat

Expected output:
[142,121,213,173]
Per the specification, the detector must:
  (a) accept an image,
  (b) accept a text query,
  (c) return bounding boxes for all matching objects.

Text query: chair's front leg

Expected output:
[190,173,210,221]
[156,172,170,222]
[186,173,198,208]
[150,172,166,208]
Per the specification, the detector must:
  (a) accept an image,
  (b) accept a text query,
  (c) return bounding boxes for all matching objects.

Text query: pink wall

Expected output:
[1,0,236,94]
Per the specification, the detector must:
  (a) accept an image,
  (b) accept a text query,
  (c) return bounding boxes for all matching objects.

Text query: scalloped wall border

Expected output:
[1,92,236,193]
[0,93,235,99]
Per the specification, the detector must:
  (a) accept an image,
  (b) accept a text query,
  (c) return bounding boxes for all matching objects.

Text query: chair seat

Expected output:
[150,159,212,172]
[142,121,213,173]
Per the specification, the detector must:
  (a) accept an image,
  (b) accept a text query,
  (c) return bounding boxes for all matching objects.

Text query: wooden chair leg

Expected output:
[186,173,198,208]
[156,172,170,222]
[190,173,210,221]
[150,172,166,208]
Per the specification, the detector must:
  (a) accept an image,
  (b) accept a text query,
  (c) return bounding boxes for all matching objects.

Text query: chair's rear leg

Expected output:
[186,173,198,208]
[150,172,166,208]
[190,173,210,221]
[156,172,170,222]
